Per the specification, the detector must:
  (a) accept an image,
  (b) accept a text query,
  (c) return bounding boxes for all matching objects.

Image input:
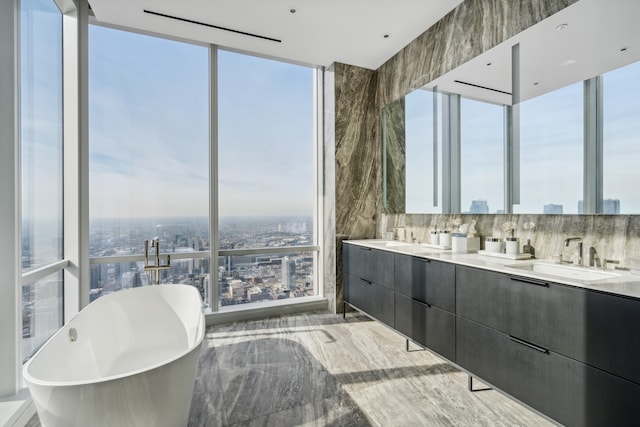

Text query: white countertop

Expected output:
[345,239,640,300]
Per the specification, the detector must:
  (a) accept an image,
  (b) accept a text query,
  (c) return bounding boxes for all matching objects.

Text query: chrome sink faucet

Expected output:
[588,246,602,268]
[564,237,583,266]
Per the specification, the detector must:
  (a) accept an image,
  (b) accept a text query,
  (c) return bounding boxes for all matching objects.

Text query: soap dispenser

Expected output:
[505,229,519,255]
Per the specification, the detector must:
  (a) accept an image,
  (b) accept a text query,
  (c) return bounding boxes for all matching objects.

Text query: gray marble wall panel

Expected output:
[377,0,578,106]
[382,98,406,214]
[334,63,380,240]
[330,63,380,313]
[381,213,640,268]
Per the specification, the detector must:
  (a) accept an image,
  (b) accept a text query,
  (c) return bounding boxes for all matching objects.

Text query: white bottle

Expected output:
[505,237,519,255]
[439,230,451,246]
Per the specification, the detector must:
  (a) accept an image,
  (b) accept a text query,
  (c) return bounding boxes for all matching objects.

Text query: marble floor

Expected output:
[28,312,554,426]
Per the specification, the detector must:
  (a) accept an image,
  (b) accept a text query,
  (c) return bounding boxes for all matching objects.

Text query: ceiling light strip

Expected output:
[143,9,282,43]
[453,80,511,96]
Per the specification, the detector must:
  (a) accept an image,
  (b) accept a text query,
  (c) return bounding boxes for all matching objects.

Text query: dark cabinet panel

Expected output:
[427,306,455,362]
[457,264,640,386]
[395,293,455,360]
[412,258,455,312]
[368,282,395,327]
[394,293,427,346]
[394,254,413,297]
[345,244,394,290]
[344,273,368,312]
[457,317,640,427]
[565,290,640,386]
[427,260,456,313]
[456,265,510,331]
[345,272,394,327]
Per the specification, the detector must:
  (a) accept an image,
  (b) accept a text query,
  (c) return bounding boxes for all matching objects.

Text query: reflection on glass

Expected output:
[515,82,583,214]
[218,252,316,306]
[21,0,63,270]
[461,98,504,214]
[405,89,442,213]
[217,50,314,249]
[88,25,209,253]
[22,271,63,361]
[603,61,640,214]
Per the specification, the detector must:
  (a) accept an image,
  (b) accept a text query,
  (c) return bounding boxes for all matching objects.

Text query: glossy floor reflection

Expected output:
[28,312,553,426]
[187,312,552,426]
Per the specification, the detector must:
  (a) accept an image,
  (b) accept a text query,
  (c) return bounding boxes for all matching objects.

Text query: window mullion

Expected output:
[584,76,603,214]
[210,44,219,312]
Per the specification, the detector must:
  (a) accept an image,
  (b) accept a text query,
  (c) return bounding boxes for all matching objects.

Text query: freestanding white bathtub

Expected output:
[23,284,205,427]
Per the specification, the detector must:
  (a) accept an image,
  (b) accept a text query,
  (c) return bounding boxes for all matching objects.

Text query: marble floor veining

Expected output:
[28,312,554,426]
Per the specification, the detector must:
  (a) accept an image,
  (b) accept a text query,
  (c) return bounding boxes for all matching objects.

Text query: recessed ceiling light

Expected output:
[556,23,568,31]
[383,33,391,39]
[289,8,296,14]
[486,62,492,66]
[533,82,540,86]
[620,46,629,52]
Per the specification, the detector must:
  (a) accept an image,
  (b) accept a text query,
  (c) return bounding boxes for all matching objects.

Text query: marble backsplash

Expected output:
[381,213,640,268]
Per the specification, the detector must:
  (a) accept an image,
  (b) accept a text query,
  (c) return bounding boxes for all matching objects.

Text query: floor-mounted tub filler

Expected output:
[24,284,205,427]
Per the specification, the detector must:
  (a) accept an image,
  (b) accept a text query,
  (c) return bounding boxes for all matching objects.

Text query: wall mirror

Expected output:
[383,0,640,215]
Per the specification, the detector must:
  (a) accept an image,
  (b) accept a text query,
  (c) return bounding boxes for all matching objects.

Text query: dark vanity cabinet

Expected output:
[344,242,640,425]
[343,244,456,360]
[456,265,640,426]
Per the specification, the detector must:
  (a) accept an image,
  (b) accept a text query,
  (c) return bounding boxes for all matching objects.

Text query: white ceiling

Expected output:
[88,0,464,70]
[426,0,640,105]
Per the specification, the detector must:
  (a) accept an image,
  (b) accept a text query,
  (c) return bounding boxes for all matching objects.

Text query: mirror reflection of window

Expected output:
[514,82,583,214]
[405,89,442,213]
[603,60,640,214]
[460,98,504,214]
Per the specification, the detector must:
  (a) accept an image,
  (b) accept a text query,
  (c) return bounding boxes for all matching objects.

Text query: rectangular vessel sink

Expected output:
[506,262,619,282]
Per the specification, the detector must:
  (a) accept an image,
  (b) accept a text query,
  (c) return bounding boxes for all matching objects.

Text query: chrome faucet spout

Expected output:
[564,237,583,266]
[144,238,170,285]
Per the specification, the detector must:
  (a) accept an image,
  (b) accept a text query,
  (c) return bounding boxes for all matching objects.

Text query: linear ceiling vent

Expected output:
[143,9,282,43]
[454,80,511,96]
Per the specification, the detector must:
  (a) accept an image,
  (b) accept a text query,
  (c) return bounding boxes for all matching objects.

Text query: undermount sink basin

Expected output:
[506,262,620,282]
[382,241,410,247]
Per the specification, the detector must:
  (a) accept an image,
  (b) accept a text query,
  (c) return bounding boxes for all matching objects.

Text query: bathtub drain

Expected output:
[69,328,77,342]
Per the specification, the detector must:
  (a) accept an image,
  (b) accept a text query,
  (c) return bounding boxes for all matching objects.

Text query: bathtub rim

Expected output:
[22,284,205,388]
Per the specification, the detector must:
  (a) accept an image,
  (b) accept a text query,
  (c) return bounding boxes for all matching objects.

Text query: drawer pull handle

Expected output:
[360,247,372,251]
[411,298,431,308]
[509,276,549,287]
[509,335,549,354]
[360,278,372,285]
[413,257,431,263]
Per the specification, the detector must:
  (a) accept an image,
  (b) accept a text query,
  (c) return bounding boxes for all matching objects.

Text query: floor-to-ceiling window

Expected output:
[88,26,210,304]
[20,0,64,361]
[88,28,320,310]
[217,50,318,307]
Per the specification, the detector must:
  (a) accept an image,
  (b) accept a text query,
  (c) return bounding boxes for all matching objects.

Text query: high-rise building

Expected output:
[469,200,489,214]
[282,256,296,290]
[603,199,621,214]
[543,204,563,214]
[578,199,620,214]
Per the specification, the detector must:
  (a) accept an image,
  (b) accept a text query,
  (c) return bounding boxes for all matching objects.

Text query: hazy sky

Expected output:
[88,25,314,220]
